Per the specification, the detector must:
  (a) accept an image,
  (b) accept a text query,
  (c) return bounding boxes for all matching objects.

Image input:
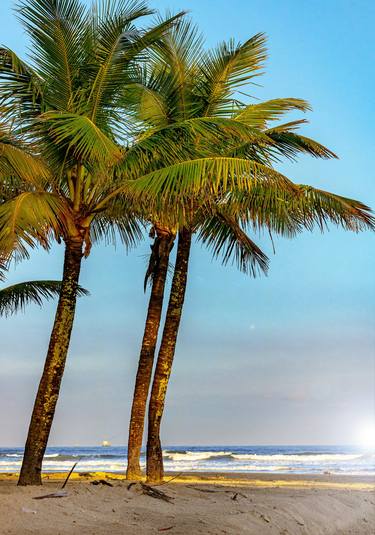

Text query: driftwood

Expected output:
[127,482,173,503]
[154,472,182,486]
[33,490,68,500]
[186,486,217,493]
[91,479,114,487]
[61,461,79,489]
[231,491,248,500]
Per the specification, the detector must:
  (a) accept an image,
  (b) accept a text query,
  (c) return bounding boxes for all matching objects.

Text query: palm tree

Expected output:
[0,0,184,485]
[1,3,372,486]
[122,20,375,482]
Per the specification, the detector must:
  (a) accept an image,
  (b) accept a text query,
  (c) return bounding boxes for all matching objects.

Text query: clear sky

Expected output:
[0,0,374,447]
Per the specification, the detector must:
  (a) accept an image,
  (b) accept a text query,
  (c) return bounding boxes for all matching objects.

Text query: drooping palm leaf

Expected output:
[0,279,89,316]
[0,123,49,183]
[0,191,69,259]
[198,212,269,276]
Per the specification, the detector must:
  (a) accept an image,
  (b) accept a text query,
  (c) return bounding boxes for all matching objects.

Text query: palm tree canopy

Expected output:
[121,17,374,275]
[0,0,185,258]
[0,6,373,274]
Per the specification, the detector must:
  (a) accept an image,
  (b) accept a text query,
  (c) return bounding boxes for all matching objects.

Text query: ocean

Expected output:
[1,445,374,475]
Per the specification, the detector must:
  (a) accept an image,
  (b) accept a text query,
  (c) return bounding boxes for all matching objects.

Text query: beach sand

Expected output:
[0,472,374,534]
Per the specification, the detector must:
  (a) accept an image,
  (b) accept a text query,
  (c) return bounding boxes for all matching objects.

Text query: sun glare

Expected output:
[358,424,375,450]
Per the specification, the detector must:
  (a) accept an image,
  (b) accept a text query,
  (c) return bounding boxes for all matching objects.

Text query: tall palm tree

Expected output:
[0,0,185,485]
[1,3,372,487]
[0,1,293,485]
[119,21,374,483]
[0,0,308,486]
[123,20,375,481]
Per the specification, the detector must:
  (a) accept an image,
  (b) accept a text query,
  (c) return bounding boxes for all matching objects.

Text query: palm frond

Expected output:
[0,279,88,317]
[227,184,375,237]
[235,98,311,128]
[16,0,88,109]
[295,186,375,232]
[124,156,298,205]
[265,127,338,160]
[0,47,44,119]
[0,259,7,282]
[197,33,267,117]
[0,124,50,183]
[90,200,144,250]
[38,111,123,165]
[198,212,269,276]
[0,191,69,259]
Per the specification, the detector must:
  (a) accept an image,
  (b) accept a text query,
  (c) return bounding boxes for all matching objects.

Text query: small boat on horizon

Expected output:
[101,440,111,447]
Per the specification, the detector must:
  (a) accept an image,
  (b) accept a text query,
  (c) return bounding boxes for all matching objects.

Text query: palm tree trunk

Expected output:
[146,228,192,484]
[126,233,175,480]
[18,236,84,486]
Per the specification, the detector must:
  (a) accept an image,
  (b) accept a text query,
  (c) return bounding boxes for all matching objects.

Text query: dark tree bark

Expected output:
[18,236,84,486]
[126,232,175,480]
[146,228,192,484]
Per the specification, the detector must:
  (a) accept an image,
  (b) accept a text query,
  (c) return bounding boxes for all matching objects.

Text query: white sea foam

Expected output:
[231,453,363,462]
[163,451,231,462]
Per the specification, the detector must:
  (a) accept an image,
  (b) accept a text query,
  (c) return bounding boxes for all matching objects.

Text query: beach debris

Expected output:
[230,491,247,501]
[259,513,271,523]
[61,461,79,489]
[33,490,68,500]
[21,507,37,514]
[127,482,173,503]
[155,473,182,486]
[91,479,114,487]
[158,527,174,532]
[187,486,217,493]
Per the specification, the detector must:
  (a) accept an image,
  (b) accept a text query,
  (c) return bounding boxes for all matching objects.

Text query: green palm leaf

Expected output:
[38,111,123,165]
[0,191,69,259]
[0,279,88,316]
[0,124,49,183]
[235,98,311,128]
[125,156,298,202]
[16,0,88,109]
[197,33,267,117]
[198,212,269,276]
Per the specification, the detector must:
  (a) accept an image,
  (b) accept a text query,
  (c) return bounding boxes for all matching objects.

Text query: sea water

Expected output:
[0,445,374,475]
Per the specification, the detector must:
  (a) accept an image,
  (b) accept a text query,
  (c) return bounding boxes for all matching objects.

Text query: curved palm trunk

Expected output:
[146,228,192,484]
[18,236,84,486]
[126,233,175,480]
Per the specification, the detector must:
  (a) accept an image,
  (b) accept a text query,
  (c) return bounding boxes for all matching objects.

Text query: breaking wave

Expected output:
[0,446,373,474]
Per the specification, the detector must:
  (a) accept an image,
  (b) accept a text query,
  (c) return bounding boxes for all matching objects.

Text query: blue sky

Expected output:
[0,0,374,447]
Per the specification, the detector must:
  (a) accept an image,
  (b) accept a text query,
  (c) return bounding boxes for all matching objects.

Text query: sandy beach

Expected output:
[0,472,374,534]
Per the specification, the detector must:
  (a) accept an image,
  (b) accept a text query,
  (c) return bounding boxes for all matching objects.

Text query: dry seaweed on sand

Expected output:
[127,482,174,503]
